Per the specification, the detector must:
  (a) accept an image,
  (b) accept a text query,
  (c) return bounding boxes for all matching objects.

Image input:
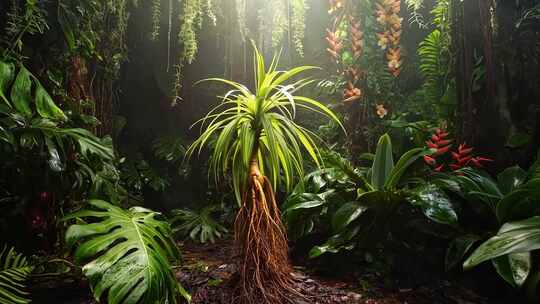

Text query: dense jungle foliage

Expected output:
[0,0,539,303]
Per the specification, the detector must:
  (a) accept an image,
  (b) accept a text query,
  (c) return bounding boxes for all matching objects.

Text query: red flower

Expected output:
[426,140,438,149]
[435,145,452,156]
[424,129,492,172]
[424,155,436,166]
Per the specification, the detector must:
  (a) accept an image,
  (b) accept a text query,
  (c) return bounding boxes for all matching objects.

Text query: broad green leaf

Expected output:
[10,66,33,118]
[65,200,187,304]
[308,228,359,258]
[309,244,340,258]
[35,84,67,121]
[496,178,540,223]
[464,216,540,270]
[284,198,325,213]
[492,252,531,287]
[497,166,527,195]
[408,184,458,226]
[0,61,15,106]
[45,137,65,172]
[332,201,368,232]
[371,134,394,190]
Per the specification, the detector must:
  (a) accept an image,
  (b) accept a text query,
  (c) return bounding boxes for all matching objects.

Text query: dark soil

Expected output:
[177,239,505,304]
[30,238,514,303]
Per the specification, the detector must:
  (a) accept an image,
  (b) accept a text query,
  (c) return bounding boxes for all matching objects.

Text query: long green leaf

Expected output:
[0,61,15,106]
[10,66,33,118]
[464,216,540,270]
[371,134,394,190]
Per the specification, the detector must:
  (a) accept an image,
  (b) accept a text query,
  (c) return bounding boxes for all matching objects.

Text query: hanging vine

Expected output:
[144,0,309,102]
[291,0,307,57]
[151,0,161,40]
[236,0,307,57]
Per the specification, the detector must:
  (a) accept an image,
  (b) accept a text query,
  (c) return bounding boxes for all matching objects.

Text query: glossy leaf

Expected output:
[65,200,186,304]
[371,134,394,190]
[464,216,540,270]
[497,166,527,195]
[408,184,458,226]
[35,83,67,121]
[332,201,368,232]
[492,252,531,287]
[45,137,65,172]
[0,61,15,106]
[496,178,540,223]
[10,66,33,118]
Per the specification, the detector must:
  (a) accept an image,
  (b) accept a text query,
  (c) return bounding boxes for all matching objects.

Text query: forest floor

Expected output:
[177,239,500,304]
[30,238,510,303]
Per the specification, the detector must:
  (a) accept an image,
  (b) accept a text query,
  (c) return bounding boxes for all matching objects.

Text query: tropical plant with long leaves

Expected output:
[435,152,540,300]
[65,199,189,304]
[186,44,343,304]
[284,134,456,258]
[0,246,33,304]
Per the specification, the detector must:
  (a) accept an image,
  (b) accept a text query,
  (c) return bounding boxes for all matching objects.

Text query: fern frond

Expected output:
[418,29,445,104]
[0,246,33,304]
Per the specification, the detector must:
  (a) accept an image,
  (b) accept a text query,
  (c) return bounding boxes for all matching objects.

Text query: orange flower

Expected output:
[377,33,390,50]
[376,104,388,118]
[376,0,403,77]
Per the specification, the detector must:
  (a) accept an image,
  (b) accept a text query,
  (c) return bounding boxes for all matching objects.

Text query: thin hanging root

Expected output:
[233,174,303,304]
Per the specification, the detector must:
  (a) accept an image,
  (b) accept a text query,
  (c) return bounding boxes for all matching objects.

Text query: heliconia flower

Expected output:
[437,139,452,146]
[426,140,438,149]
[435,145,452,156]
[458,144,474,155]
[424,155,436,166]
[457,155,472,165]
[469,157,494,168]
[343,80,362,102]
[349,16,364,58]
[326,29,343,62]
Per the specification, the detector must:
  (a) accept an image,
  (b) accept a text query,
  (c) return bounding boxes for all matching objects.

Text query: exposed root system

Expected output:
[233,160,300,304]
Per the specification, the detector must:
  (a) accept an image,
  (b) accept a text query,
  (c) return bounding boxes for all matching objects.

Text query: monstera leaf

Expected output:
[65,200,189,304]
[0,246,33,304]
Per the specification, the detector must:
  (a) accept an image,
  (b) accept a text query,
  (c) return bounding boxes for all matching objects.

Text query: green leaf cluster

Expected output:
[187,44,343,205]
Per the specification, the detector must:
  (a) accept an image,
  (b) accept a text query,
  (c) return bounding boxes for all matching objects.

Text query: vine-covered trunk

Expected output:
[233,153,297,304]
